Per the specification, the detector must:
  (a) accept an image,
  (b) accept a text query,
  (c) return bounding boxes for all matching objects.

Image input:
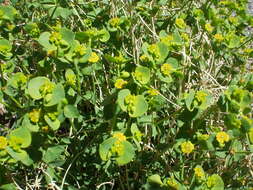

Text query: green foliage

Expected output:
[0,0,253,189]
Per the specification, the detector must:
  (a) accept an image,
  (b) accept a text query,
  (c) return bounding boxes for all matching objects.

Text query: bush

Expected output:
[0,0,253,189]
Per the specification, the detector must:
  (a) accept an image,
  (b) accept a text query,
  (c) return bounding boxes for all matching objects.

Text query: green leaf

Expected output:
[0,183,17,190]
[27,77,50,100]
[134,66,150,84]
[117,89,131,112]
[227,34,240,49]
[64,105,79,118]
[49,7,72,19]
[99,137,117,161]
[38,32,57,51]
[22,114,39,132]
[9,127,31,148]
[0,5,18,21]
[44,115,60,130]
[157,42,169,62]
[6,147,33,166]
[129,95,148,118]
[185,90,195,111]
[42,145,65,164]
[59,28,75,46]
[115,141,135,165]
[98,29,110,42]
[147,174,163,186]
[207,174,224,190]
[45,83,65,106]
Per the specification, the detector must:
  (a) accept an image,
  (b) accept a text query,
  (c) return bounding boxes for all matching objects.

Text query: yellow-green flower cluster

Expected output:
[109,17,121,28]
[111,132,126,156]
[194,166,205,179]
[214,33,224,42]
[166,177,179,189]
[148,44,160,58]
[161,63,174,76]
[74,44,87,57]
[49,31,62,45]
[147,88,159,96]
[125,94,136,114]
[181,141,194,154]
[216,131,229,146]
[205,23,214,32]
[195,91,208,103]
[88,52,99,63]
[114,78,127,89]
[175,18,187,29]
[0,136,7,150]
[29,109,41,123]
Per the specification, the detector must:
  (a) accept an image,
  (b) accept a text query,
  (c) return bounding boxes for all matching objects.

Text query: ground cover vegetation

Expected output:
[0,0,253,189]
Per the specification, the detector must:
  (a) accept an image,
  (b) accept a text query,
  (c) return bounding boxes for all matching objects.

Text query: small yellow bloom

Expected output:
[175,18,187,29]
[194,166,205,179]
[140,55,150,62]
[29,109,41,123]
[74,44,87,57]
[148,44,160,58]
[113,132,126,142]
[0,136,7,149]
[125,94,136,105]
[147,89,159,96]
[195,91,208,103]
[111,141,124,156]
[167,177,179,189]
[161,35,174,46]
[214,33,224,42]
[161,63,174,76]
[205,23,214,32]
[9,136,23,151]
[216,131,229,144]
[109,17,121,28]
[181,141,194,154]
[181,33,189,42]
[88,52,99,63]
[42,126,49,132]
[114,78,127,89]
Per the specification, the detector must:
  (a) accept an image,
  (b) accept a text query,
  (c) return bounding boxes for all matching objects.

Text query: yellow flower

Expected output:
[181,33,189,42]
[49,32,62,45]
[111,141,124,156]
[29,109,41,123]
[161,35,174,46]
[125,94,136,105]
[109,17,121,28]
[175,18,187,29]
[0,136,7,149]
[214,33,224,42]
[147,89,159,96]
[114,78,127,89]
[194,166,205,179]
[74,44,87,57]
[195,91,208,103]
[167,177,179,189]
[216,131,229,144]
[88,52,99,63]
[113,132,126,142]
[205,23,214,32]
[9,136,23,151]
[181,141,194,154]
[148,44,160,58]
[140,55,150,62]
[161,63,174,76]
